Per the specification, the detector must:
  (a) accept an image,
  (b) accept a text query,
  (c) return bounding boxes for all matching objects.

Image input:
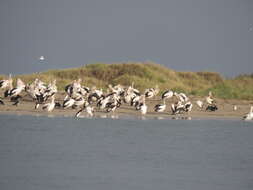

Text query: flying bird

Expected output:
[39,56,45,61]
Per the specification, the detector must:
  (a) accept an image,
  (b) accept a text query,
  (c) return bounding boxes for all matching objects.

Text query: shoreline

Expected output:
[0,94,252,120]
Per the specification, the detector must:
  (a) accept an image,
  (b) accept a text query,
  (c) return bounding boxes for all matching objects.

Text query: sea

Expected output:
[0,114,252,190]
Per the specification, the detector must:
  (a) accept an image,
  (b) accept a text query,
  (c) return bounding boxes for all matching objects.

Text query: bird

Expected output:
[161,90,174,100]
[171,101,185,115]
[243,106,253,120]
[73,97,85,108]
[35,102,40,109]
[206,91,215,105]
[39,56,45,61]
[196,100,203,109]
[75,104,94,117]
[184,102,193,112]
[144,85,159,99]
[174,92,188,102]
[6,78,26,97]
[42,95,55,112]
[154,99,166,112]
[63,97,75,109]
[140,103,147,115]
[138,95,147,115]
[0,79,9,89]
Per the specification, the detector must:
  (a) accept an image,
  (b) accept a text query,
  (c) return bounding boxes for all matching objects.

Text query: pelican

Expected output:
[196,100,203,109]
[154,99,166,112]
[6,78,26,97]
[184,102,193,112]
[0,79,9,89]
[97,95,111,110]
[138,95,147,115]
[39,56,45,61]
[42,95,55,112]
[144,85,159,99]
[179,93,189,102]
[0,74,12,89]
[105,97,121,113]
[130,95,140,107]
[161,90,174,100]
[174,92,188,102]
[206,91,214,105]
[171,101,185,115]
[243,106,253,120]
[76,104,94,117]
[140,103,147,115]
[63,97,75,109]
[73,97,86,108]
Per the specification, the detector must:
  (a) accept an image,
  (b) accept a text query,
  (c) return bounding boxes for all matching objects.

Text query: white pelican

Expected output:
[63,97,75,109]
[76,105,94,117]
[184,102,193,112]
[0,79,9,89]
[206,96,214,105]
[140,103,147,115]
[154,99,166,112]
[206,91,214,105]
[139,95,147,115]
[243,106,253,120]
[144,85,159,99]
[6,78,25,97]
[42,95,55,112]
[196,100,203,109]
[171,101,184,115]
[131,95,140,107]
[73,97,85,108]
[106,96,121,113]
[174,92,188,102]
[0,74,12,89]
[97,95,111,110]
[39,56,45,61]
[161,90,174,100]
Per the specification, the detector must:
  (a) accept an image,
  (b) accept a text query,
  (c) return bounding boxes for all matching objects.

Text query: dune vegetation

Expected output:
[1,61,253,100]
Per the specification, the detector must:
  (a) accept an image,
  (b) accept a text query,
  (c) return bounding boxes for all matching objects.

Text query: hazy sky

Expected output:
[0,0,252,77]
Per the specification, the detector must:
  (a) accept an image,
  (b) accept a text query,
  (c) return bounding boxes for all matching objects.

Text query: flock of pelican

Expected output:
[0,75,252,120]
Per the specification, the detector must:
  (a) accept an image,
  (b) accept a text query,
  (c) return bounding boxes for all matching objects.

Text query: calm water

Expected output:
[0,114,252,190]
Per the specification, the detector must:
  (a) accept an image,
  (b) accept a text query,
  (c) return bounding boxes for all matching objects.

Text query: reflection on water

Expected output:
[0,114,252,190]
[172,116,192,120]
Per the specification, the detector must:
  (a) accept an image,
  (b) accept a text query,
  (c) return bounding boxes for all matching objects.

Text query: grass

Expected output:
[1,61,253,100]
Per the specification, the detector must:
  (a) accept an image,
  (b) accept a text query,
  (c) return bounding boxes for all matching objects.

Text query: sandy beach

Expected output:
[0,91,252,120]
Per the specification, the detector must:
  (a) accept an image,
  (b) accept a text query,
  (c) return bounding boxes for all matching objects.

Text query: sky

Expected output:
[0,0,252,77]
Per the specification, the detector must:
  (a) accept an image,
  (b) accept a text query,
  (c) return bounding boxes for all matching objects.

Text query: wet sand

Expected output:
[0,92,252,120]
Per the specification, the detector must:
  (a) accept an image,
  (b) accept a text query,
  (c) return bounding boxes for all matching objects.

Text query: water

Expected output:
[0,114,252,190]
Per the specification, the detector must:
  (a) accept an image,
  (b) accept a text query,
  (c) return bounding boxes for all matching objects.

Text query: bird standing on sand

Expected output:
[0,74,12,89]
[42,95,55,112]
[161,90,174,100]
[196,100,203,109]
[76,103,94,117]
[206,91,215,105]
[154,99,166,112]
[139,95,147,115]
[243,106,253,120]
